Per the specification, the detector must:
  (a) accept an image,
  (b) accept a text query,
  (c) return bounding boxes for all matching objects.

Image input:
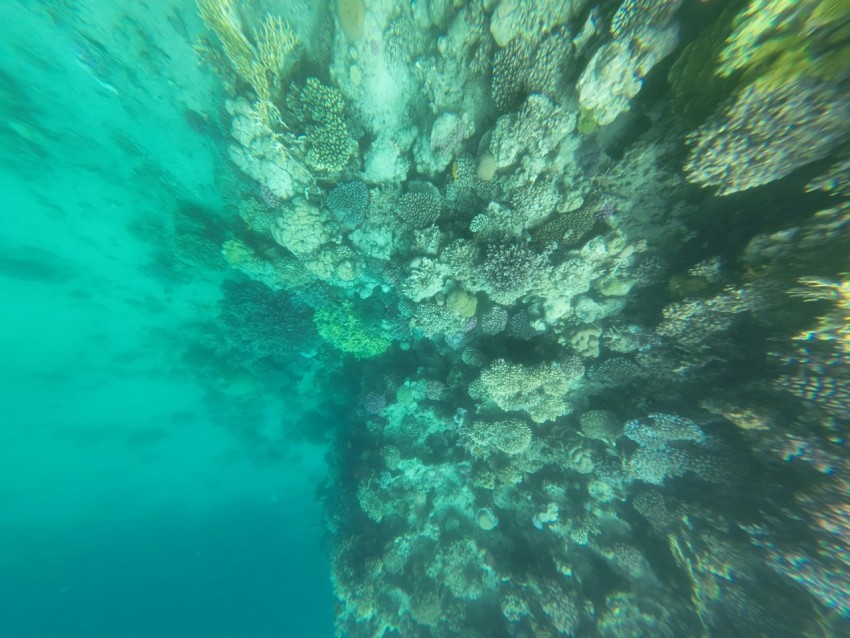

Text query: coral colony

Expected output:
[195,0,850,636]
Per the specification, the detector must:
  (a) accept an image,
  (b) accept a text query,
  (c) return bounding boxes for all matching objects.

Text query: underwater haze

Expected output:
[1,1,849,637]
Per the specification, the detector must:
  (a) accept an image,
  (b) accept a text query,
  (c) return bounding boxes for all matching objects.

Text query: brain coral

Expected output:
[272,201,329,256]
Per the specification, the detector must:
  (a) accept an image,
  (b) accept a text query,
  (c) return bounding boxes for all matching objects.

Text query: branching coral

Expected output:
[468,418,533,455]
[184,1,850,634]
[684,0,850,194]
[398,184,443,229]
[489,93,575,179]
[579,409,622,445]
[478,359,573,423]
[288,77,357,177]
[685,78,850,195]
[197,0,298,124]
[624,414,709,485]
[327,180,368,229]
[218,279,318,359]
[314,300,393,358]
[401,257,448,302]
[792,275,850,356]
[471,241,552,305]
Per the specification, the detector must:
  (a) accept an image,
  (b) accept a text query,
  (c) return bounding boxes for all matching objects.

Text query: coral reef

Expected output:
[191,0,850,634]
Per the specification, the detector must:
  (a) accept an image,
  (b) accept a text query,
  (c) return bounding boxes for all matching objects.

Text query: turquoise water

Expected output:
[2,1,849,637]
[1,2,332,635]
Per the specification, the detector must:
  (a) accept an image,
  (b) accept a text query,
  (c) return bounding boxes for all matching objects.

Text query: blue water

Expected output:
[0,2,334,635]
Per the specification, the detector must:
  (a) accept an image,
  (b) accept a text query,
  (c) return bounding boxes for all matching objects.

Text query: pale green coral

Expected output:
[314,301,392,359]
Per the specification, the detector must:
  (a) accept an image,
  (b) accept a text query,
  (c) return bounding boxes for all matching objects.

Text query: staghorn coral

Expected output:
[657,287,751,349]
[625,413,706,447]
[685,78,850,195]
[197,0,298,123]
[778,358,850,419]
[685,0,850,195]
[791,275,850,356]
[628,446,696,486]
[624,414,711,485]
[535,577,580,635]
[588,356,643,386]
[491,38,530,112]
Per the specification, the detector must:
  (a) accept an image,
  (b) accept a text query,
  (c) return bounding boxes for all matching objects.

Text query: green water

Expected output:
[1,1,848,637]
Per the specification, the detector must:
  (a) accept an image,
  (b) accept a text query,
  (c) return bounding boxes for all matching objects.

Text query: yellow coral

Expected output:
[792,275,850,354]
[718,0,850,88]
[446,288,477,318]
[336,0,365,41]
[197,0,255,78]
[196,0,298,124]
